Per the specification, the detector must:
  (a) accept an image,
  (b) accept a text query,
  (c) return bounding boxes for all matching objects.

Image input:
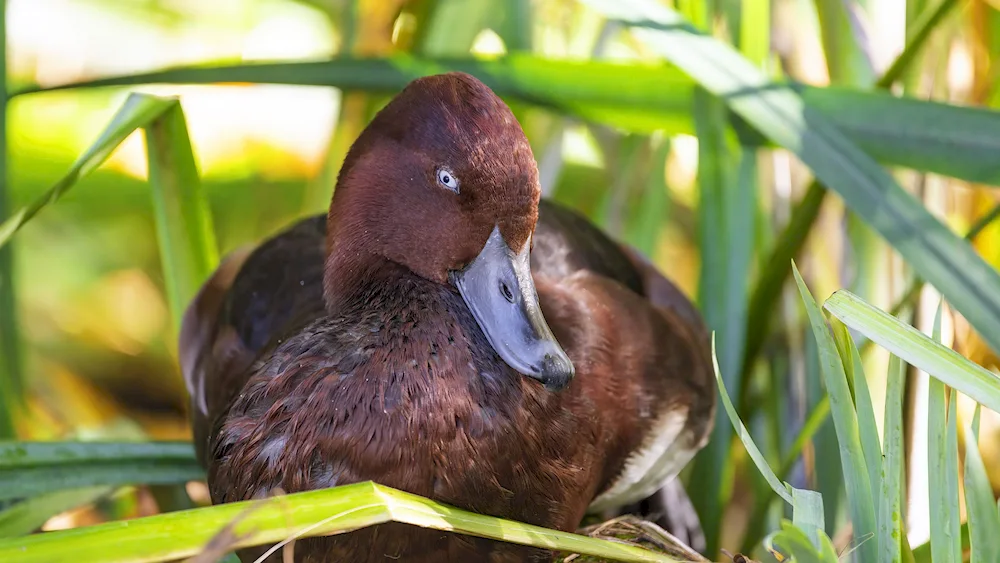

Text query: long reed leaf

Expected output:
[832,320,883,505]
[710,335,792,505]
[0,442,202,502]
[688,87,744,554]
[963,405,1000,563]
[17,57,695,137]
[0,481,681,563]
[0,0,16,441]
[0,94,176,248]
[14,57,1000,186]
[143,99,219,330]
[824,290,1000,413]
[0,486,112,537]
[792,263,878,563]
[927,303,962,563]
[878,355,905,563]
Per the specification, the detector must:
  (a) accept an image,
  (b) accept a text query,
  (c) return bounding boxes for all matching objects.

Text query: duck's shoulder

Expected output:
[533,198,706,338]
[181,214,328,465]
[532,199,645,294]
[220,214,328,351]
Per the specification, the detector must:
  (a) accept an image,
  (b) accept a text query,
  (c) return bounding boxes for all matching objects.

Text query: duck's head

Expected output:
[325,72,574,391]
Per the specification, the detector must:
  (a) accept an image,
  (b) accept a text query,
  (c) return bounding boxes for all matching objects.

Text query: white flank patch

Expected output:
[587,406,695,513]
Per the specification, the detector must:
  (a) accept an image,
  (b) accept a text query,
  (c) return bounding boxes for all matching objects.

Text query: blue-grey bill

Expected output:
[451,226,575,390]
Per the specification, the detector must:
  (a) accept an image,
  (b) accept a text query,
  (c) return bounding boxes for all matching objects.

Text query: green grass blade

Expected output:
[792,263,878,562]
[792,488,827,549]
[688,88,739,553]
[798,86,1000,186]
[912,523,970,563]
[741,182,825,389]
[0,486,112,537]
[0,442,202,502]
[877,0,962,87]
[689,87,757,554]
[832,320,883,506]
[0,0,17,441]
[964,405,1000,563]
[927,303,961,563]
[769,521,840,563]
[624,136,671,256]
[143,99,219,331]
[878,355,905,563]
[812,0,876,86]
[0,94,175,248]
[740,392,833,554]
[739,0,770,66]
[945,390,962,552]
[806,328,844,538]
[17,56,696,136]
[412,0,496,55]
[584,0,1000,360]
[710,334,792,505]
[824,290,1000,414]
[16,57,1000,186]
[0,482,682,563]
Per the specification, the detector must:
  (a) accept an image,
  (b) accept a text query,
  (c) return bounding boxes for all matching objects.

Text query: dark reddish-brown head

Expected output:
[325,72,573,390]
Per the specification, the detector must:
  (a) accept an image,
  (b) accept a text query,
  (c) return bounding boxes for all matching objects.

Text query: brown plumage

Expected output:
[180,72,715,562]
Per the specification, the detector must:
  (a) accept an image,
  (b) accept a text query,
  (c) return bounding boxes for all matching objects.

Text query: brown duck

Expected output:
[180,72,715,562]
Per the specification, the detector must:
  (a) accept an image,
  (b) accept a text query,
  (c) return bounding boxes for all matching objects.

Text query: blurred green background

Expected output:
[4,0,1000,559]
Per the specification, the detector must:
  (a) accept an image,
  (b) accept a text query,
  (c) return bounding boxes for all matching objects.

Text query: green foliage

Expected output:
[0,0,16,441]
[825,291,1000,414]
[927,305,962,563]
[0,482,681,563]
[878,355,905,563]
[17,59,1000,186]
[794,263,878,563]
[143,99,219,330]
[0,442,201,502]
[963,406,1000,563]
[0,487,112,538]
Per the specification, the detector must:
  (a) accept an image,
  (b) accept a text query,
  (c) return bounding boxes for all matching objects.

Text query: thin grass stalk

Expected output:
[0,0,18,440]
[687,87,741,556]
[876,0,963,88]
[740,180,825,413]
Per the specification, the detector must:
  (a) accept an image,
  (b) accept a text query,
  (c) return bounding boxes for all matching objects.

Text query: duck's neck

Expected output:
[322,247,445,319]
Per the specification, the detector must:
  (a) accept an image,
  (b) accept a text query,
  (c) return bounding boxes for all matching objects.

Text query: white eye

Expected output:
[437,168,459,193]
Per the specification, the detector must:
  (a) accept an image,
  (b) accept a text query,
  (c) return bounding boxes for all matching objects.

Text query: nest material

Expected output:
[559,515,712,562]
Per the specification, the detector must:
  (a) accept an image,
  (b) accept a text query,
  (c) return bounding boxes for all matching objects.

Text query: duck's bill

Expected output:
[451,226,575,391]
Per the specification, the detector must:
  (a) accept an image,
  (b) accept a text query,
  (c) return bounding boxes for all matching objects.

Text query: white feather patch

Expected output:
[587,406,695,513]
